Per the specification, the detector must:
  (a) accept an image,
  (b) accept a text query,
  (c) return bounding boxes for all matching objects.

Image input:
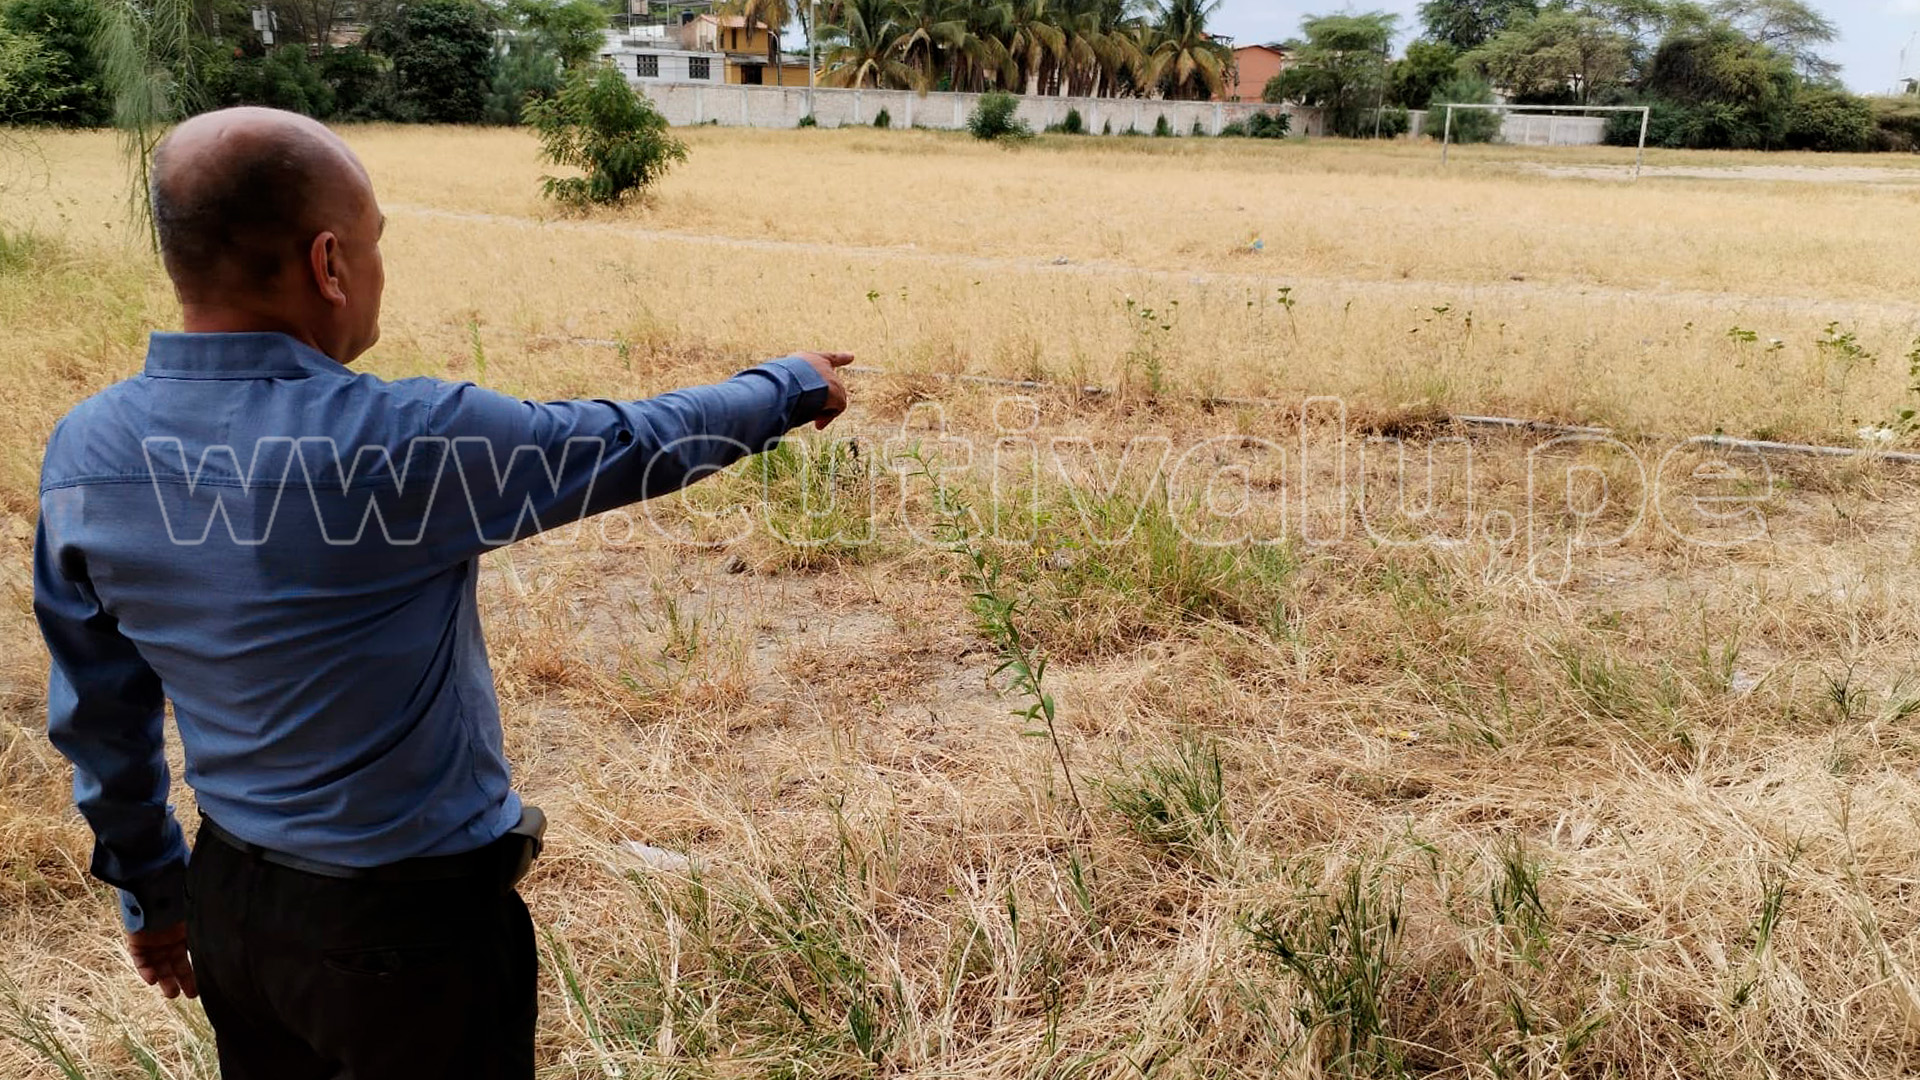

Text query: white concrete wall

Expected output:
[636,81,1325,137]
[1406,109,1609,146]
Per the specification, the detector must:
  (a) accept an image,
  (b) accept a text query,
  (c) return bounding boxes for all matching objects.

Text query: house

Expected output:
[1222,43,1291,103]
[680,14,812,86]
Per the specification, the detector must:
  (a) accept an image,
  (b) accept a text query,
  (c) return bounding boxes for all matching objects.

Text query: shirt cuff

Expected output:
[116,861,188,932]
[764,354,831,429]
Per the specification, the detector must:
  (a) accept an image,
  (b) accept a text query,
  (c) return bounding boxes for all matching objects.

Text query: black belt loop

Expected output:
[197,813,541,887]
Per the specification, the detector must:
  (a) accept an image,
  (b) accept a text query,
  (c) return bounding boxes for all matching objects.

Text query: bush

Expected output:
[967,91,1031,141]
[1373,103,1410,138]
[1061,106,1083,134]
[323,47,398,122]
[525,64,688,208]
[1152,113,1171,137]
[1219,110,1290,139]
[1101,118,1112,135]
[1428,75,1498,143]
[1783,87,1874,152]
[872,106,889,128]
[797,112,817,127]
[205,46,337,118]
[1872,94,1920,152]
[0,0,108,125]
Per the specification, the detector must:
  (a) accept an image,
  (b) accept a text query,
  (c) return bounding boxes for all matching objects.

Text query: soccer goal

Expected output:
[1435,103,1652,179]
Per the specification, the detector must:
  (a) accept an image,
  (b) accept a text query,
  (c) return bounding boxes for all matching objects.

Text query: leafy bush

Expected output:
[0,0,107,125]
[1783,87,1874,152]
[1061,106,1083,134]
[322,47,397,121]
[1152,113,1172,137]
[796,112,817,127]
[525,64,688,208]
[204,47,336,118]
[1428,75,1498,143]
[1373,103,1410,138]
[967,91,1031,141]
[1872,94,1920,152]
[1220,110,1291,139]
[872,106,889,128]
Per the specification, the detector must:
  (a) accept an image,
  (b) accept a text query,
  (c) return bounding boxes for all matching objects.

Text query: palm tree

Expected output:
[895,0,970,91]
[822,0,915,87]
[1142,0,1229,100]
[1003,0,1067,93]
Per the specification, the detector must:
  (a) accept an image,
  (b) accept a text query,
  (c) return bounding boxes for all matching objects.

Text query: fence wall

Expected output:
[1407,109,1610,146]
[639,81,1325,137]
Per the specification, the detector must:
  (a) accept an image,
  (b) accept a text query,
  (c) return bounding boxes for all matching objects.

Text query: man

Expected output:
[33,107,850,1078]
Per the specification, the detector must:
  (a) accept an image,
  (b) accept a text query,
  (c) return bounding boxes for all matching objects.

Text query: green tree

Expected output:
[1417,0,1538,51]
[1465,9,1630,103]
[1266,11,1398,137]
[321,45,396,120]
[1709,0,1834,81]
[486,35,562,124]
[525,63,687,207]
[382,0,494,122]
[0,0,109,124]
[1389,38,1458,107]
[204,45,337,117]
[1143,0,1229,100]
[508,0,608,70]
[1427,72,1499,140]
[822,0,915,88]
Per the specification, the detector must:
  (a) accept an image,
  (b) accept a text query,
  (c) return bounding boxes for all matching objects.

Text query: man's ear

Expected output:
[308,231,347,308]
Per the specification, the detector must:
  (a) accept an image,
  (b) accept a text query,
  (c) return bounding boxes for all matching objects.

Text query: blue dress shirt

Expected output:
[34,332,828,931]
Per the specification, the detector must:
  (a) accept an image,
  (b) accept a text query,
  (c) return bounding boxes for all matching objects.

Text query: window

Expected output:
[689,56,711,80]
[636,54,659,78]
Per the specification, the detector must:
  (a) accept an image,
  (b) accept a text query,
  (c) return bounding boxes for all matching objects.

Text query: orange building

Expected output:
[1222,44,1291,103]
[679,14,812,86]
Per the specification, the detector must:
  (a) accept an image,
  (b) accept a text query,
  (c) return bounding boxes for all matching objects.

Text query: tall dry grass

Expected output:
[4,126,1920,1078]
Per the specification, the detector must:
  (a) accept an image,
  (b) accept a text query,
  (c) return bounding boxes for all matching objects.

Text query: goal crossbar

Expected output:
[1437,102,1652,179]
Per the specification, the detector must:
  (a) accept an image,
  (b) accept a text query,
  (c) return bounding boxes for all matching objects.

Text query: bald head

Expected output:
[150,107,387,364]
[151,107,372,303]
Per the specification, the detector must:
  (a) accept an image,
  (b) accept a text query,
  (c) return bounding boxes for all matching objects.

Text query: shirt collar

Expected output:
[143,332,348,380]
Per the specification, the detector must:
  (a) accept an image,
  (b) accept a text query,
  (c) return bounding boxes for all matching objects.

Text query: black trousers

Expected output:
[185,824,537,1080]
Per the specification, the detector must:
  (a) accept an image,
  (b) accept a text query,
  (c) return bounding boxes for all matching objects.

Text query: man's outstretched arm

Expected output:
[33,508,196,999]
[428,351,852,553]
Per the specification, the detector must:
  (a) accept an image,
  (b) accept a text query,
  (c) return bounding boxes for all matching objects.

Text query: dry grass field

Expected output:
[5,125,1920,1079]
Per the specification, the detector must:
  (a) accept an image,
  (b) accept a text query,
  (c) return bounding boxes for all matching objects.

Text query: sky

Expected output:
[1211,0,1920,94]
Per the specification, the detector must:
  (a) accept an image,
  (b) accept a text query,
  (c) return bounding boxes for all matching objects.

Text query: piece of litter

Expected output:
[1373,727,1421,744]
[624,842,694,872]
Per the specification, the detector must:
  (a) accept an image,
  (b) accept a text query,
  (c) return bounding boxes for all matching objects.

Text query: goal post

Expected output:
[1437,102,1652,179]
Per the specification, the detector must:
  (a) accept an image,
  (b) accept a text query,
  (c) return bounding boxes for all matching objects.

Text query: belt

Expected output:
[197,810,545,886]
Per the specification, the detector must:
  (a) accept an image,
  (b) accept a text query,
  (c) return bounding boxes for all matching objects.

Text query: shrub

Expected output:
[322,46,397,121]
[1372,103,1410,138]
[1872,94,1920,152]
[1783,87,1874,152]
[0,0,108,125]
[1152,113,1172,137]
[1101,118,1112,135]
[1219,119,1248,136]
[872,106,889,128]
[205,46,337,118]
[1222,110,1290,138]
[1061,106,1083,134]
[967,90,1031,141]
[525,64,688,208]
[1428,75,1497,143]
[797,112,817,127]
